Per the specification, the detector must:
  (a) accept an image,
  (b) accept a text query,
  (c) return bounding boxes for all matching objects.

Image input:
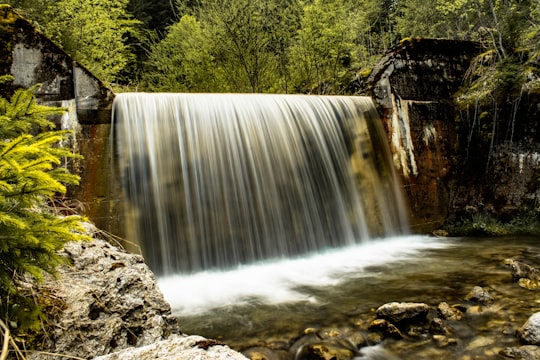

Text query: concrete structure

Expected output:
[360,38,481,231]
[0,5,120,235]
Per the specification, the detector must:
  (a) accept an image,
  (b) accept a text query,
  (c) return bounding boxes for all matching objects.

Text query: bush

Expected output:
[0,78,89,335]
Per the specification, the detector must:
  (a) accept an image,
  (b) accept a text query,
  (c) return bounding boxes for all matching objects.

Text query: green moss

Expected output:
[444,210,540,237]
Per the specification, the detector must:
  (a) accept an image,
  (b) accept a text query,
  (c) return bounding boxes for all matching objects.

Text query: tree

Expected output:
[0,80,89,335]
[41,0,140,86]
[197,0,294,92]
[143,15,218,92]
[289,0,359,93]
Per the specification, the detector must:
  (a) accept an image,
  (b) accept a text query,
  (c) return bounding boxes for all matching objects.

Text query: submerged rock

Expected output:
[500,345,540,359]
[368,319,403,339]
[242,346,289,360]
[518,312,540,345]
[464,286,494,304]
[294,342,356,360]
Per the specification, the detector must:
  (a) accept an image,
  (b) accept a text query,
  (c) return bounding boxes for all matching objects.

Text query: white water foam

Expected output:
[158,235,450,315]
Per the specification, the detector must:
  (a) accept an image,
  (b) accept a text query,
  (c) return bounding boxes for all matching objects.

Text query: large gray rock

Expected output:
[93,334,248,360]
[28,229,179,359]
[518,313,540,345]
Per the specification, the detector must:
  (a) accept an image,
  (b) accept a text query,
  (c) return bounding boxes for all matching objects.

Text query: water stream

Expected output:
[163,235,540,359]
[113,93,540,358]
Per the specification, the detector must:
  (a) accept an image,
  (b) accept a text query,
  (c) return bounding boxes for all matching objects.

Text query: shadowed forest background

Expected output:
[4,0,540,97]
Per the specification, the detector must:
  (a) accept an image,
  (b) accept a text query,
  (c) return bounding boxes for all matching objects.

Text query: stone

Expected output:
[499,345,540,359]
[242,346,288,360]
[464,286,494,304]
[518,313,540,345]
[295,342,355,360]
[368,319,403,339]
[375,302,430,324]
[437,302,464,321]
[429,317,452,335]
[27,229,179,360]
[505,259,540,290]
[93,334,248,360]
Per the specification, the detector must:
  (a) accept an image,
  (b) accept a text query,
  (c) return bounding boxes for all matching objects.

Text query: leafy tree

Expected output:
[41,0,140,86]
[0,79,89,334]
[143,15,218,92]
[197,0,294,92]
[289,0,359,93]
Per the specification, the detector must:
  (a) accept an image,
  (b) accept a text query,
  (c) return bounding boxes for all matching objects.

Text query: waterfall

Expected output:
[113,93,408,275]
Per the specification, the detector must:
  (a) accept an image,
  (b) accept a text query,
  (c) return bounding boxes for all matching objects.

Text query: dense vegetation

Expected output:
[0,76,89,345]
[4,0,539,95]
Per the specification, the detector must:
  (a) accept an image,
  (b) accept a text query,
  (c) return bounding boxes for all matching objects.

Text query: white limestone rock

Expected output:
[93,334,248,360]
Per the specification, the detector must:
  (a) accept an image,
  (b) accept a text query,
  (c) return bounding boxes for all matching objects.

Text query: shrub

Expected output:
[0,78,89,335]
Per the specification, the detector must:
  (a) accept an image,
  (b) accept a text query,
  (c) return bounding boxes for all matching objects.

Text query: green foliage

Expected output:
[7,0,540,95]
[288,0,358,93]
[144,15,218,93]
[41,0,140,85]
[0,85,89,334]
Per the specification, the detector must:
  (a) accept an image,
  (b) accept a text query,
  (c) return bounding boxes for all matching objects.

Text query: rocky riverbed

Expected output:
[25,231,540,360]
[171,236,540,360]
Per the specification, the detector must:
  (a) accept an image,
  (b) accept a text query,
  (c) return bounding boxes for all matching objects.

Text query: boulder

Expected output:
[92,334,247,360]
[28,229,179,359]
[517,313,540,345]
[375,302,430,324]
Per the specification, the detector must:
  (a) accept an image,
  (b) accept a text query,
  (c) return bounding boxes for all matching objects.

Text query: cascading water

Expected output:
[113,93,409,276]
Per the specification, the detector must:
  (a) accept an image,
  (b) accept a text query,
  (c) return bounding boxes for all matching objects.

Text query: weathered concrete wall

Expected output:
[0,5,121,235]
[360,38,482,232]
[361,38,540,232]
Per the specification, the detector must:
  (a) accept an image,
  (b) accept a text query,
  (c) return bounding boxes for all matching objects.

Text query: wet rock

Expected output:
[368,319,403,339]
[366,332,383,345]
[290,328,358,360]
[430,317,452,335]
[93,334,248,360]
[500,345,540,359]
[27,233,179,360]
[505,259,540,282]
[505,259,540,290]
[294,342,355,360]
[464,286,494,304]
[375,302,430,324]
[437,302,464,321]
[518,312,540,345]
[243,346,288,360]
[289,332,323,356]
[518,278,540,290]
[432,334,458,347]
[465,336,496,350]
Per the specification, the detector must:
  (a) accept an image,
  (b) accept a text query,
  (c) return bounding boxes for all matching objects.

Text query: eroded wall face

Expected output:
[365,38,540,232]
[1,5,121,236]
